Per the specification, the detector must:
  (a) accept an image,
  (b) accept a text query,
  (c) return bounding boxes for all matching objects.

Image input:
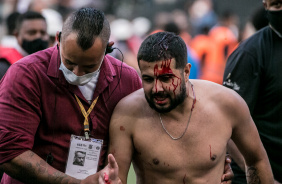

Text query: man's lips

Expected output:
[154,96,168,104]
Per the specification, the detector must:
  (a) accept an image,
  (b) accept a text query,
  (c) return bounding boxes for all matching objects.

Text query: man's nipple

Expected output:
[153,158,159,165]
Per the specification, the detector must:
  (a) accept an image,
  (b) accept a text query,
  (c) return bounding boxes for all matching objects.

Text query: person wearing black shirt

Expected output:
[223,0,282,183]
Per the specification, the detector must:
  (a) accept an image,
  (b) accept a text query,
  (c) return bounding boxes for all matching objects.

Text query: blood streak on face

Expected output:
[153,59,181,96]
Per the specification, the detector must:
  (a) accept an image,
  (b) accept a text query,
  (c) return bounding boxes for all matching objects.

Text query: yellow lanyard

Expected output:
[75,95,99,140]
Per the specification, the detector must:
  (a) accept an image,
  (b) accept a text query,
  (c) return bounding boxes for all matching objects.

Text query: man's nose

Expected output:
[152,79,164,93]
[72,66,85,76]
[34,31,44,39]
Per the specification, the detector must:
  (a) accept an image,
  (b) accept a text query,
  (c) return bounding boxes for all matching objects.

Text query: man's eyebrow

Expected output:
[141,74,152,78]
[65,58,74,64]
[84,64,96,68]
[158,73,175,77]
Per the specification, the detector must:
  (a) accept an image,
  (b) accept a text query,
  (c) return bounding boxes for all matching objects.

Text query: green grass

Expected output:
[127,164,136,183]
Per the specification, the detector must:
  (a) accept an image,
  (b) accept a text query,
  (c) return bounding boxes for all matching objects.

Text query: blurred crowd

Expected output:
[0,0,269,83]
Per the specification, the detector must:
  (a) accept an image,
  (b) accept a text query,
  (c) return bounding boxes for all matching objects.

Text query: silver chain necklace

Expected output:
[159,82,196,140]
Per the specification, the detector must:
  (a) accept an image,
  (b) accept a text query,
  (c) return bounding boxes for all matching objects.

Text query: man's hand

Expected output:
[81,154,120,184]
[98,154,121,184]
[221,154,233,184]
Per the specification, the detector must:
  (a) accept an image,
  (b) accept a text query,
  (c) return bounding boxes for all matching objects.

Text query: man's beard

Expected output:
[145,81,187,113]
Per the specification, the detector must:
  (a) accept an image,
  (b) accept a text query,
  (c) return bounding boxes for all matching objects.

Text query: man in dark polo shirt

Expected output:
[0,7,141,184]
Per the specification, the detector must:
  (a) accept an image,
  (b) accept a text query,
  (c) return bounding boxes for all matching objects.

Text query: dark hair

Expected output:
[6,12,21,35]
[16,11,46,32]
[137,32,187,69]
[62,7,110,51]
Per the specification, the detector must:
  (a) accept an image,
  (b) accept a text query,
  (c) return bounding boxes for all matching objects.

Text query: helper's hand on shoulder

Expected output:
[221,154,233,184]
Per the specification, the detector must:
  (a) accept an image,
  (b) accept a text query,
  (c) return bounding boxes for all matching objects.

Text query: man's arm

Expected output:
[0,150,119,184]
[0,150,82,184]
[227,139,246,171]
[227,90,273,183]
[108,94,138,184]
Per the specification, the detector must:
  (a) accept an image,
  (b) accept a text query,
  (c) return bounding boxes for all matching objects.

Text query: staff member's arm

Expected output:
[0,150,119,184]
[225,89,274,183]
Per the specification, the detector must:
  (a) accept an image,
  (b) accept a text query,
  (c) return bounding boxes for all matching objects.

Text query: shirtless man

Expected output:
[107,32,273,184]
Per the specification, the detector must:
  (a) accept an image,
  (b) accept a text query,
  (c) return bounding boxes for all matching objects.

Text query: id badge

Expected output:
[65,135,103,179]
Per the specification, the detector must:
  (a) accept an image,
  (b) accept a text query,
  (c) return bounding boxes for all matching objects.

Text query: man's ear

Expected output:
[14,31,21,44]
[13,29,18,37]
[108,41,114,47]
[56,31,61,47]
[184,63,192,82]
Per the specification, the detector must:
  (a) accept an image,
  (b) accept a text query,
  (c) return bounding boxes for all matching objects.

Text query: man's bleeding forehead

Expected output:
[154,60,174,76]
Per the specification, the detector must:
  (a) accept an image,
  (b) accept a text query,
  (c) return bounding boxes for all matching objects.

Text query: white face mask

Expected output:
[59,50,103,86]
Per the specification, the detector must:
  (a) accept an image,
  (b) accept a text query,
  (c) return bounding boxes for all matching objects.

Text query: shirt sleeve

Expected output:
[0,62,42,164]
[133,69,142,90]
[223,48,261,114]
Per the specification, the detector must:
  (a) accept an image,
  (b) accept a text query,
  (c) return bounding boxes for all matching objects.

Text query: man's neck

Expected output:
[161,81,195,119]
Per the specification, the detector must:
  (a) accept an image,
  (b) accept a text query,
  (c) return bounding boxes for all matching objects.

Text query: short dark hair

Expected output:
[6,12,21,35]
[16,11,46,32]
[137,32,187,69]
[62,7,110,51]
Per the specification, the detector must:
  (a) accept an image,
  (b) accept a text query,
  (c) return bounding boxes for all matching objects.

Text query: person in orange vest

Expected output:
[0,11,49,79]
[191,11,238,84]
[189,26,213,79]
[204,25,238,84]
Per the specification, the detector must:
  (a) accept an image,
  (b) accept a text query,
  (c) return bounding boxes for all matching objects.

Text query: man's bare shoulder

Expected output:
[192,79,249,121]
[113,88,147,114]
[110,88,148,132]
[192,79,244,104]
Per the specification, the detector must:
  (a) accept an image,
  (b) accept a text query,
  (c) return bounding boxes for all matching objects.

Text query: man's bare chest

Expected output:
[131,110,231,174]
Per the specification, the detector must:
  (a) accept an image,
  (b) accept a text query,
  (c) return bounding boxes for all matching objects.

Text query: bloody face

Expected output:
[140,58,187,113]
